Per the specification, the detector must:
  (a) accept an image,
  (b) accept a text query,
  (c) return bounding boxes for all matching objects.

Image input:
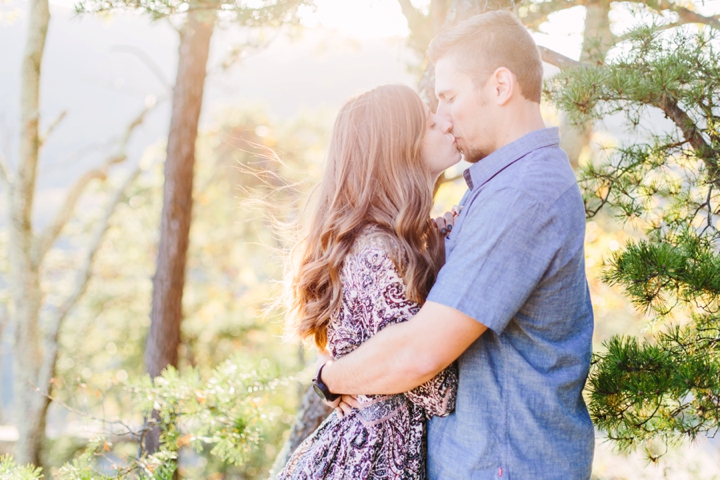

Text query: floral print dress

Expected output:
[278,231,458,480]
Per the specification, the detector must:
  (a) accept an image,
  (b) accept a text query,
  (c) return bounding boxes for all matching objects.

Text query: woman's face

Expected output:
[420,104,462,178]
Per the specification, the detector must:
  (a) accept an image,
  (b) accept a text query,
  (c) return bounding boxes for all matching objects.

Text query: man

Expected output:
[316,10,594,479]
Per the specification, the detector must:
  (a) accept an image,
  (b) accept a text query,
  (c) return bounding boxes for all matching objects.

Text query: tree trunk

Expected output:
[559,0,614,169]
[143,9,215,454]
[10,0,50,467]
[271,385,333,477]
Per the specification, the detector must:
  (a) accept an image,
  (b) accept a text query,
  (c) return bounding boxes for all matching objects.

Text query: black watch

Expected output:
[312,362,340,402]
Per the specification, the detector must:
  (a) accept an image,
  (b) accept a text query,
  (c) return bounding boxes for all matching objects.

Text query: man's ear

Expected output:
[491,67,515,106]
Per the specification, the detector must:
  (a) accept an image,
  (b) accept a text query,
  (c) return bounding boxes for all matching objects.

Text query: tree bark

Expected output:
[143,8,216,454]
[271,385,333,477]
[11,0,50,467]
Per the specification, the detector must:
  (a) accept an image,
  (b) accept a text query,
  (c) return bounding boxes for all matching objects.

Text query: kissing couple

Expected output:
[278,10,595,480]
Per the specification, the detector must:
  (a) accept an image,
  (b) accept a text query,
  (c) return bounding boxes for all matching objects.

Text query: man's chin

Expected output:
[463,148,489,164]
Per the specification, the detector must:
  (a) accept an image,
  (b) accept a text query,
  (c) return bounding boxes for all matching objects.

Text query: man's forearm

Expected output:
[321,301,487,396]
[322,320,440,395]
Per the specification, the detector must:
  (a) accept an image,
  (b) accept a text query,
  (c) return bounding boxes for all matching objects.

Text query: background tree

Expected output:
[548,22,720,453]
[0,0,153,465]
[144,5,216,455]
[32,105,328,476]
[78,0,311,455]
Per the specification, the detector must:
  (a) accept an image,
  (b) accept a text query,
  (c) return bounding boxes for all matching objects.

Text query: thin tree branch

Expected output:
[32,104,153,265]
[29,382,147,441]
[0,151,10,188]
[0,304,7,345]
[110,45,172,91]
[677,10,719,28]
[647,1,720,29]
[538,45,583,69]
[656,95,718,183]
[36,162,145,397]
[39,110,67,148]
[520,0,586,30]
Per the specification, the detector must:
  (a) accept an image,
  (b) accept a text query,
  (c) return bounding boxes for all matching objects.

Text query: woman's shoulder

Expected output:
[349,225,402,264]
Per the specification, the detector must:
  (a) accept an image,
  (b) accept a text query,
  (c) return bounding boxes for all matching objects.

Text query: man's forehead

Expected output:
[434,55,467,95]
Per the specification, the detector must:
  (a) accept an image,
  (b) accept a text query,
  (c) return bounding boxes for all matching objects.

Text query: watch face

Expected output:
[313,383,326,400]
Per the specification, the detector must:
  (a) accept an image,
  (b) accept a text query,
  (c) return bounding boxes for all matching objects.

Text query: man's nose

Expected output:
[434,103,453,133]
[436,115,453,134]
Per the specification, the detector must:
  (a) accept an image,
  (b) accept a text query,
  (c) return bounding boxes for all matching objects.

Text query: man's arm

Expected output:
[322,301,486,395]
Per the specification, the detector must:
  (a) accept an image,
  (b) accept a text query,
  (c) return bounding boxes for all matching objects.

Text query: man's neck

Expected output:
[493,102,546,152]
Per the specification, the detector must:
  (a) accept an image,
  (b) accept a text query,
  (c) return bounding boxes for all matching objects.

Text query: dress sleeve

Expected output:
[351,242,458,418]
[403,364,458,418]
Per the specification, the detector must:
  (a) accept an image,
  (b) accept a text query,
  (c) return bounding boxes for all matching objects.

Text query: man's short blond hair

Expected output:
[427,10,543,103]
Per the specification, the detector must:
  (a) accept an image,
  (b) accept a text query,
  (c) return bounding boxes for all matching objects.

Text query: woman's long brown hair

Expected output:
[290,84,445,350]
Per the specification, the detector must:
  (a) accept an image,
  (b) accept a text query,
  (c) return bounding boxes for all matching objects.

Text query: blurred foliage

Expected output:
[0,105,331,477]
[0,455,43,479]
[76,0,311,27]
[547,22,720,453]
[1,356,284,479]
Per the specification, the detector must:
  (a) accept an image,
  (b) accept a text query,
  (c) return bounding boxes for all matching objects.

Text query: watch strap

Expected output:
[312,362,339,402]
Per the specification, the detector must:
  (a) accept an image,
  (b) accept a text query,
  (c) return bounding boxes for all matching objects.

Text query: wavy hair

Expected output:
[289,84,445,350]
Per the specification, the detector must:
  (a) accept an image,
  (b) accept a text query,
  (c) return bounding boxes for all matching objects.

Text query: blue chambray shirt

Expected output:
[426,127,594,480]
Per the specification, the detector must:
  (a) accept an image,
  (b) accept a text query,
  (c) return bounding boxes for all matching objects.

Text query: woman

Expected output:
[279,84,461,479]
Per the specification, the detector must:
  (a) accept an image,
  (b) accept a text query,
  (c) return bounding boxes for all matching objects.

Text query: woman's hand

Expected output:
[432,205,461,238]
[334,395,360,419]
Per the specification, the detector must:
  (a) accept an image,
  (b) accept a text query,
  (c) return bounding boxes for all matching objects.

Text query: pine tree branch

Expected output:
[39,110,67,148]
[32,104,153,265]
[543,43,716,184]
[36,162,144,399]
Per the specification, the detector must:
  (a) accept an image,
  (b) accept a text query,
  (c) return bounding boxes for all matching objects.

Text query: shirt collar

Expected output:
[463,127,561,190]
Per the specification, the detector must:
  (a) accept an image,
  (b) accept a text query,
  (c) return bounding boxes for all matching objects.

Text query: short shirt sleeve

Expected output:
[427,187,561,334]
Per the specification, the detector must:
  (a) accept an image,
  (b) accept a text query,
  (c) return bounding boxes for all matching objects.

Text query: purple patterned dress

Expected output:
[278,230,458,480]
